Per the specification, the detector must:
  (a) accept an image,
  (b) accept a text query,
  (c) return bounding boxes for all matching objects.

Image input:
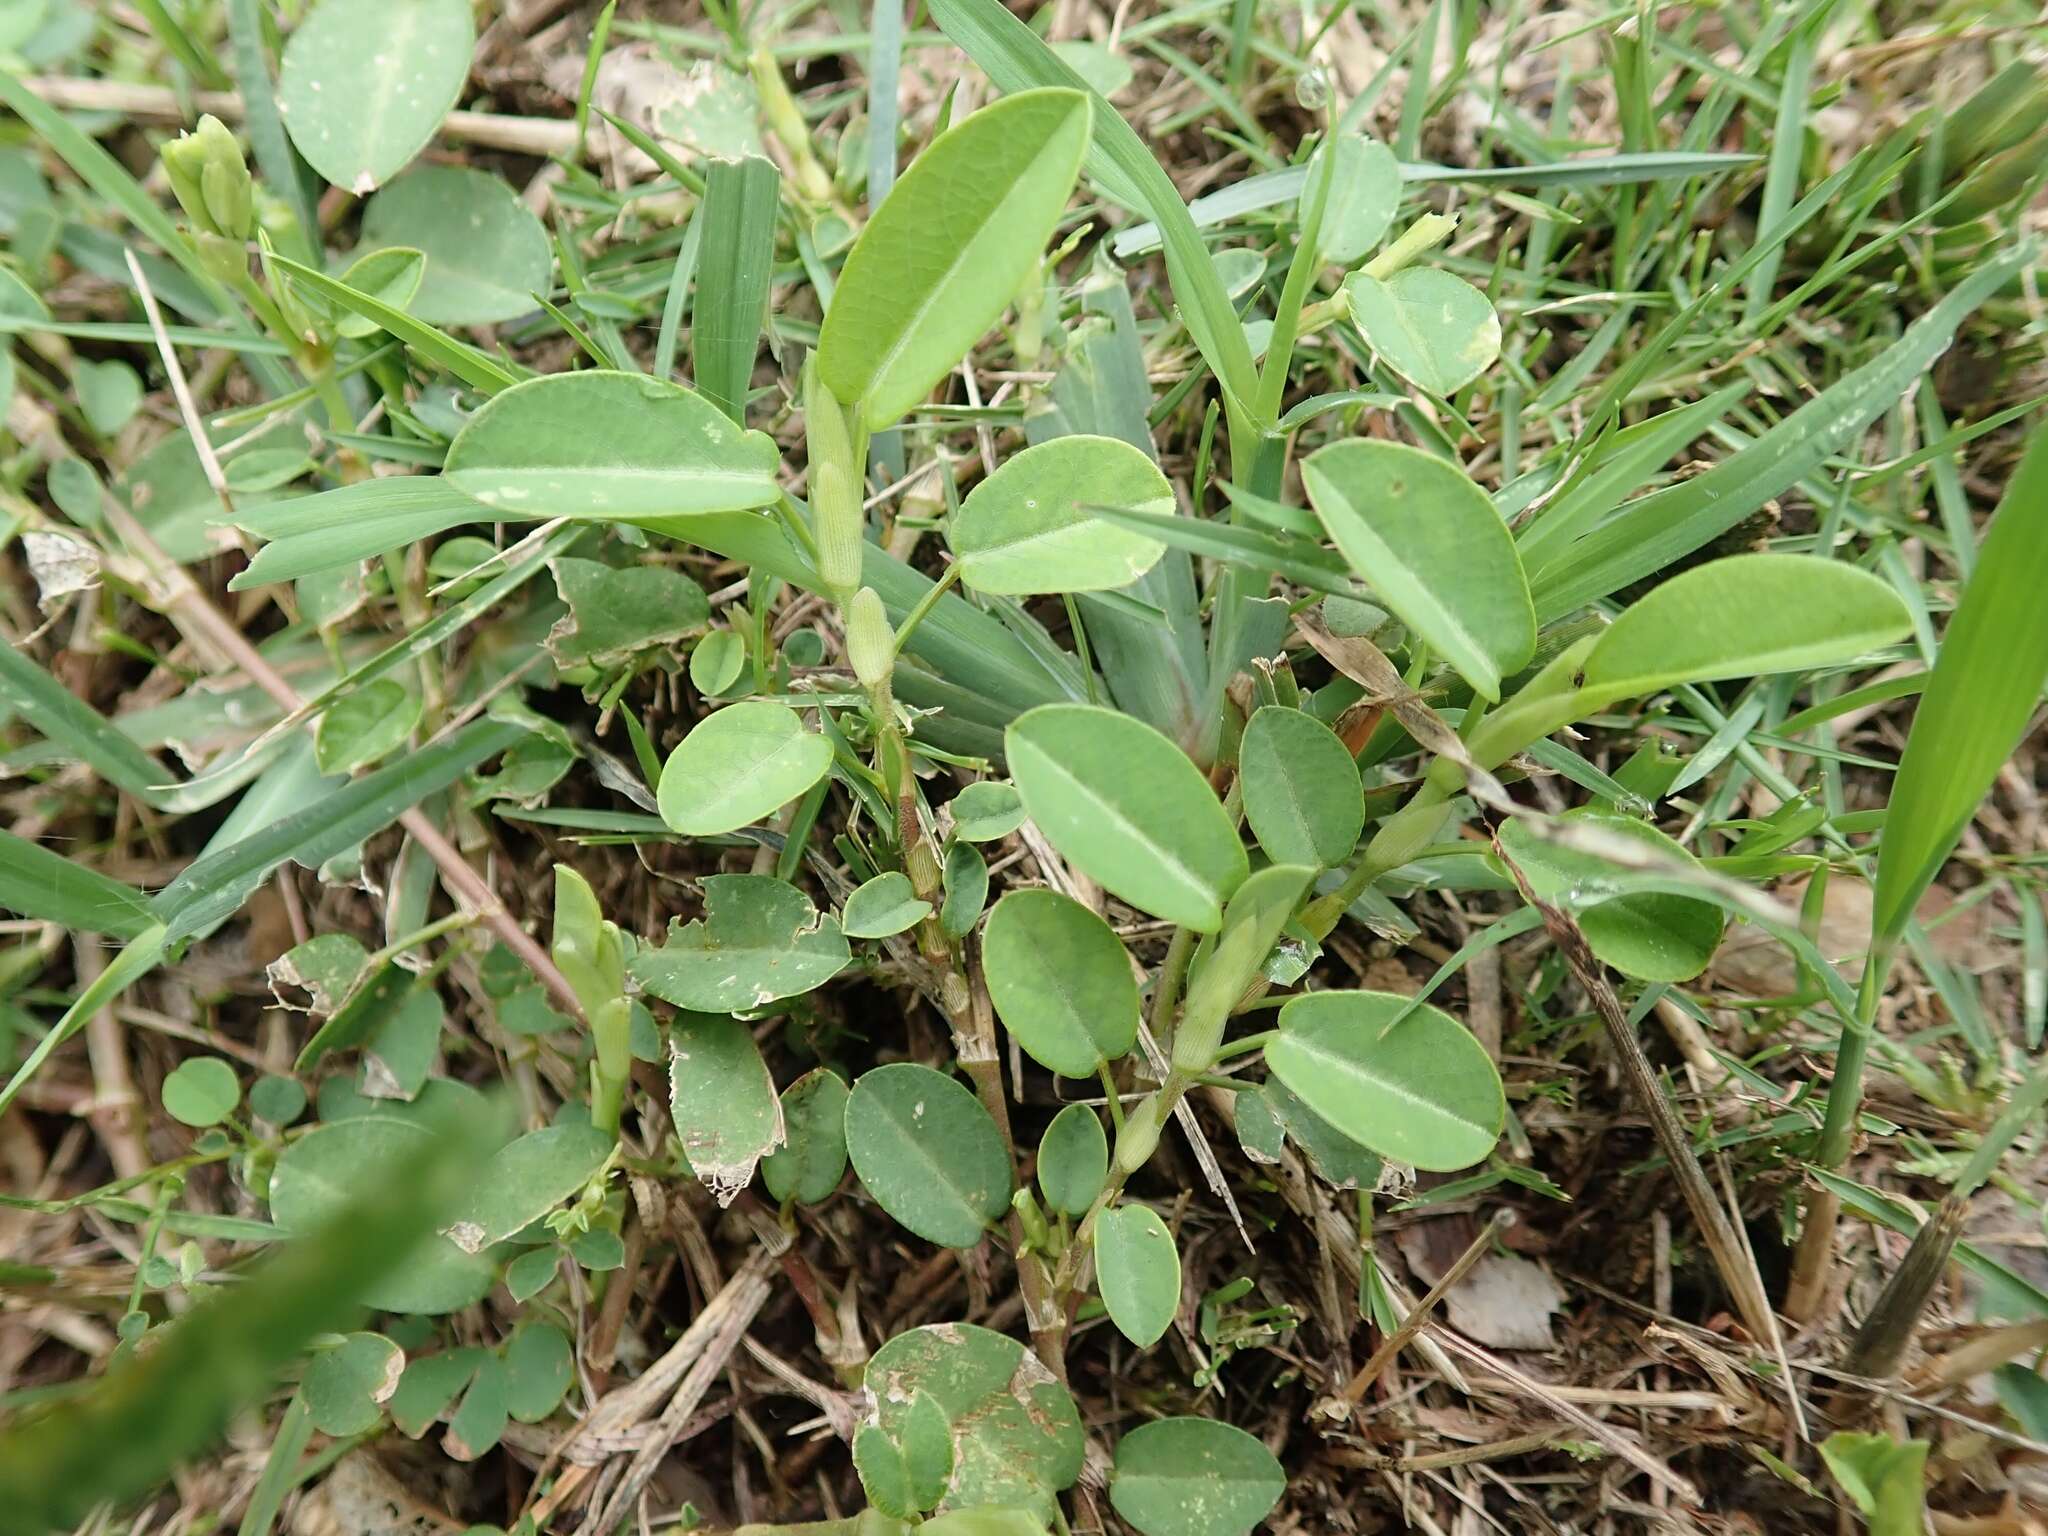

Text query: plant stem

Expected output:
[1786,948,1891,1320]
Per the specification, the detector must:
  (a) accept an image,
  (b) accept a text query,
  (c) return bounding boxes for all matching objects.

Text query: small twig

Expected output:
[23,75,583,160]
[1345,1210,1511,1405]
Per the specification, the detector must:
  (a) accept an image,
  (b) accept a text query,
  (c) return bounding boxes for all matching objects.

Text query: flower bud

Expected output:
[162,116,252,240]
[846,585,894,691]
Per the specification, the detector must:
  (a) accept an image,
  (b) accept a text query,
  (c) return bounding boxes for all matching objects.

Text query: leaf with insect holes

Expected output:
[669,1012,783,1206]
[315,679,420,774]
[1239,707,1363,869]
[1037,1103,1107,1218]
[278,0,474,194]
[269,1118,494,1314]
[1313,135,1400,263]
[842,872,933,939]
[444,371,781,520]
[548,557,710,670]
[442,1123,612,1253]
[863,1323,1084,1517]
[1345,267,1502,396]
[1006,704,1247,932]
[1474,553,1916,767]
[1872,429,2048,945]
[762,1067,849,1205]
[304,1332,404,1436]
[360,165,552,325]
[161,1056,239,1127]
[631,875,851,1012]
[1267,991,1504,1171]
[1096,1203,1180,1348]
[845,1063,1011,1248]
[1302,440,1534,701]
[818,89,1090,428]
[948,435,1171,595]
[657,701,835,836]
[1494,813,1724,983]
[1110,1418,1285,1536]
[982,889,1139,1077]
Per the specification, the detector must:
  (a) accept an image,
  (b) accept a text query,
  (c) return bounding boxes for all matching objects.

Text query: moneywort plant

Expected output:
[2,0,2045,1531]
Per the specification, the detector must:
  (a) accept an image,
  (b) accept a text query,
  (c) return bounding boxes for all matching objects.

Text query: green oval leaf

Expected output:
[982,888,1138,1077]
[669,1012,783,1205]
[630,875,851,1012]
[1266,991,1504,1171]
[278,0,474,194]
[863,1322,1084,1517]
[690,627,748,695]
[1110,1418,1284,1536]
[1314,135,1400,264]
[444,1123,613,1253]
[1005,704,1248,932]
[359,165,552,325]
[761,1067,850,1205]
[161,1055,239,1127]
[314,678,421,775]
[304,1332,404,1436]
[1238,706,1363,869]
[948,435,1171,595]
[1036,1103,1107,1218]
[444,371,782,520]
[1095,1203,1179,1348]
[1495,813,1724,983]
[269,1118,494,1314]
[950,780,1028,842]
[818,88,1090,428]
[657,701,834,836]
[843,872,934,939]
[329,246,425,339]
[1579,554,1914,707]
[503,1322,573,1423]
[845,1063,1011,1248]
[1344,267,1502,396]
[1302,439,1535,701]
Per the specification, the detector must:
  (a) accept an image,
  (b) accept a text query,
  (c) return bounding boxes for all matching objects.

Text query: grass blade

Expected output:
[1871,426,2048,943]
[693,156,782,424]
[0,830,157,939]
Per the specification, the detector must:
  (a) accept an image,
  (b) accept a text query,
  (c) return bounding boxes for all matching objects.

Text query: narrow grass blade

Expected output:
[0,642,175,807]
[0,830,157,939]
[1530,243,2034,619]
[1872,426,2048,943]
[269,255,522,392]
[693,157,782,424]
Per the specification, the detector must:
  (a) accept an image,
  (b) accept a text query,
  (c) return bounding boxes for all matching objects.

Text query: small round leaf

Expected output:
[278,0,475,194]
[161,1057,240,1127]
[359,165,552,325]
[304,1332,404,1436]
